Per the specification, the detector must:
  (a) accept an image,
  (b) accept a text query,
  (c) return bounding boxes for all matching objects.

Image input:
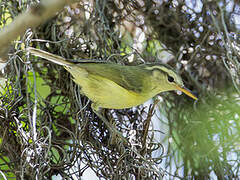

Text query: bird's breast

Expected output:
[72,73,153,109]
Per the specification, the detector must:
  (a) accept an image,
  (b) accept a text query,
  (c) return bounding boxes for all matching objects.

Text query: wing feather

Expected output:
[76,63,149,93]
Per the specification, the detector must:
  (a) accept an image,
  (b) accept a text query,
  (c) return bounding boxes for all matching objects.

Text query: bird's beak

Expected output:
[175,85,198,100]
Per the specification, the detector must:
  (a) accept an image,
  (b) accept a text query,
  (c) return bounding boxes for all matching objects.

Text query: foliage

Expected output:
[0,0,239,179]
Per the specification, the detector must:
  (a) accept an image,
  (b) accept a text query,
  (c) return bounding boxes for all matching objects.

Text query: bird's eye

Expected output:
[167,75,175,83]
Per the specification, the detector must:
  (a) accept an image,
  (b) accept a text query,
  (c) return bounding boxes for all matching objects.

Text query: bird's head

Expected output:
[143,64,198,100]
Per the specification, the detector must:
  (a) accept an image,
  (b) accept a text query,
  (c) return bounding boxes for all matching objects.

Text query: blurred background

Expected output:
[0,0,239,179]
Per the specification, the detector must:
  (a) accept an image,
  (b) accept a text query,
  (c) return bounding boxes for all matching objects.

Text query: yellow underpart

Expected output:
[72,73,150,109]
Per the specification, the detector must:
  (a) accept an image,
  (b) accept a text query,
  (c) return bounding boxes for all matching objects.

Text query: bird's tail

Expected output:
[26,47,73,67]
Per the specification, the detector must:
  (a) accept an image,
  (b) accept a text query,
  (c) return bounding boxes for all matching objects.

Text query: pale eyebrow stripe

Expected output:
[144,65,169,74]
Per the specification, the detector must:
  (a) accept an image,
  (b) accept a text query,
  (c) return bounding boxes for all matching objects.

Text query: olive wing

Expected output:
[76,63,148,93]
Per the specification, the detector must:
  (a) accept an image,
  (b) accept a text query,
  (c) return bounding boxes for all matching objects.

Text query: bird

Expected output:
[27,47,197,112]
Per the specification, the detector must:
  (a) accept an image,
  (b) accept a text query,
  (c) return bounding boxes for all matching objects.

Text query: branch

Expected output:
[0,0,78,68]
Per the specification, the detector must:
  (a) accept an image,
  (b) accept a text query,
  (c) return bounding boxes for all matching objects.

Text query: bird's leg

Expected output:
[91,103,128,144]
